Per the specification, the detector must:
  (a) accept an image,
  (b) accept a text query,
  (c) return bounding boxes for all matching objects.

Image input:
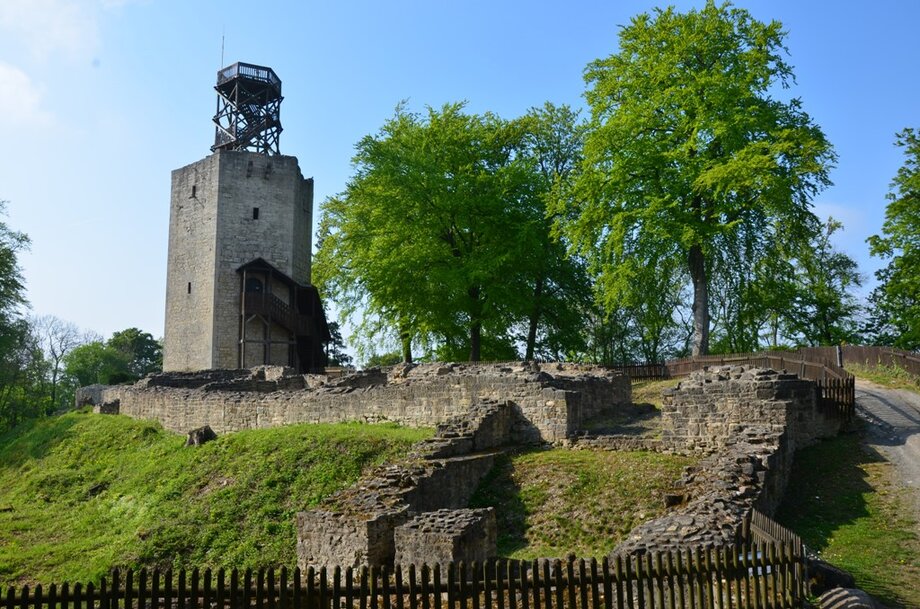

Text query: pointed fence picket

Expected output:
[1,542,806,609]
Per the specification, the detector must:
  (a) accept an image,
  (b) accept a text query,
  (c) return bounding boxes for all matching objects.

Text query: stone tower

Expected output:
[163,62,329,372]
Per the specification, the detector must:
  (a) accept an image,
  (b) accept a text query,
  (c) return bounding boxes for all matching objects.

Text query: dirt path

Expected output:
[854,379,920,519]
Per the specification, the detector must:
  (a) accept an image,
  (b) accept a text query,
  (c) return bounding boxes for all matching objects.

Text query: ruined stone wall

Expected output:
[84,363,631,445]
[659,366,840,452]
[613,366,843,556]
[394,509,497,571]
[296,401,513,569]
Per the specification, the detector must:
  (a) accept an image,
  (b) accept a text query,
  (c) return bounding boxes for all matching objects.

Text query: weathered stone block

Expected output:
[394,508,497,569]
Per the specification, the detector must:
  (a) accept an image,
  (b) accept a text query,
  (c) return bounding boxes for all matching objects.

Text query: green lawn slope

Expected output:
[0,410,431,586]
[471,448,696,559]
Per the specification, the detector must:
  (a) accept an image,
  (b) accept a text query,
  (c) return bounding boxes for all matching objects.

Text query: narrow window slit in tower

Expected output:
[253,207,260,220]
[187,282,191,294]
[191,185,197,198]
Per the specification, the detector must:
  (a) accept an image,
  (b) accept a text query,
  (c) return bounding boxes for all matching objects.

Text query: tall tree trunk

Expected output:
[525,277,544,361]
[689,243,709,356]
[399,324,413,364]
[470,321,482,362]
[468,285,482,362]
[50,368,58,414]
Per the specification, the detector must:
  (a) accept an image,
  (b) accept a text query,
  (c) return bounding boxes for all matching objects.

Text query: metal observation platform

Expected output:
[212,62,283,155]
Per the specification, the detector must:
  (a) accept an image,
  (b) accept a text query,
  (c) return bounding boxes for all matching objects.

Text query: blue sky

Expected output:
[1,0,918,341]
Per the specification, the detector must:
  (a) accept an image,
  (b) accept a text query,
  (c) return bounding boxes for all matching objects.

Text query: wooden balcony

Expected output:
[243,292,312,336]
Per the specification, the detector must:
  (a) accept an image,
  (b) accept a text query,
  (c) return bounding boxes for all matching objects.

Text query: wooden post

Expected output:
[334,568,343,609]
[152,570,161,609]
[431,564,441,609]
[530,561,540,609]
[368,566,378,609]
[231,570,240,609]
[307,568,316,609]
[346,567,355,609]
[279,567,288,609]
[408,565,418,609]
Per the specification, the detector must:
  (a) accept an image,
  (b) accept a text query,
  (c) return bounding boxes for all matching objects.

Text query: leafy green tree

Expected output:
[32,315,84,413]
[325,321,353,368]
[867,128,920,351]
[0,201,41,430]
[315,103,538,362]
[108,327,162,378]
[0,319,47,430]
[513,103,593,361]
[553,1,834,356]
[576,305,635,365]
[0,202,28,327]
[786,218,863,346]
[363,351,403,368]
[63,341,131,386]
[707,223,800,352]
[63,329,162,387]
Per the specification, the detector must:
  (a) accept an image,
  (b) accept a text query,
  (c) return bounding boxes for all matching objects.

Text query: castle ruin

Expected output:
[163,62,329,373]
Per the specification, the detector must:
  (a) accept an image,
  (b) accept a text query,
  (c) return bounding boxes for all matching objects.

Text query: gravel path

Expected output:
[855,379,920,519]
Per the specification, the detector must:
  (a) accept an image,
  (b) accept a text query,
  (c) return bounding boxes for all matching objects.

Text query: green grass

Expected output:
[847,362,920,393]
[470,448,696,559]
[776,428,920,608]
[630,379,681,409]
[0,410,431,586]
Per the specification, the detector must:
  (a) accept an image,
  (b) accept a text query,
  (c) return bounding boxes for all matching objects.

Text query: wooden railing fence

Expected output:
[0,541,806,609]
[610,349,856,422]
[839,345,920,377]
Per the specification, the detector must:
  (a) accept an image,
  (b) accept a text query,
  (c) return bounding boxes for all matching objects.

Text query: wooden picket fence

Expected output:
[0,541,806,609]
[608,362,670,381]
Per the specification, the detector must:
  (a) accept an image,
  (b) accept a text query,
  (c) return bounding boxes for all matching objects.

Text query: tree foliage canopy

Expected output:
[315,102,589,362]
[0,201,34,429]
[64,328,162,387]
[553,0,835,356]
[787,218,863,346]
[868,128,920,350]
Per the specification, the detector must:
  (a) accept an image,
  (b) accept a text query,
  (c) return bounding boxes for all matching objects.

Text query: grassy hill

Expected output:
[0,408,698,587]
[0,410,431,586]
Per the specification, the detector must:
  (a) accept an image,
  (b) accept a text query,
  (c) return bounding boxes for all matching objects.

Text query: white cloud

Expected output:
[0,0,100,62]
[0,62,53,128]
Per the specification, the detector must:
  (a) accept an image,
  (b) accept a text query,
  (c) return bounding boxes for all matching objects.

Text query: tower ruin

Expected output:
[163,62,329,372]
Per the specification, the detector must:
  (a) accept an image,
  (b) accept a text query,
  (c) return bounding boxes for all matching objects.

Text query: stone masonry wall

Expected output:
[659,366,839,452]
[83,362,631,445]
[613,366,842,556]
[296,401,512,569]
[394,509,497,571]
[163,150,314,372]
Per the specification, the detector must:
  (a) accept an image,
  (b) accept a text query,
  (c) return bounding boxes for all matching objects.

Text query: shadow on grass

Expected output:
[776,425,920,608]
[776,429,879,551]
[468,450,531,556]
[578,403,661,435]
